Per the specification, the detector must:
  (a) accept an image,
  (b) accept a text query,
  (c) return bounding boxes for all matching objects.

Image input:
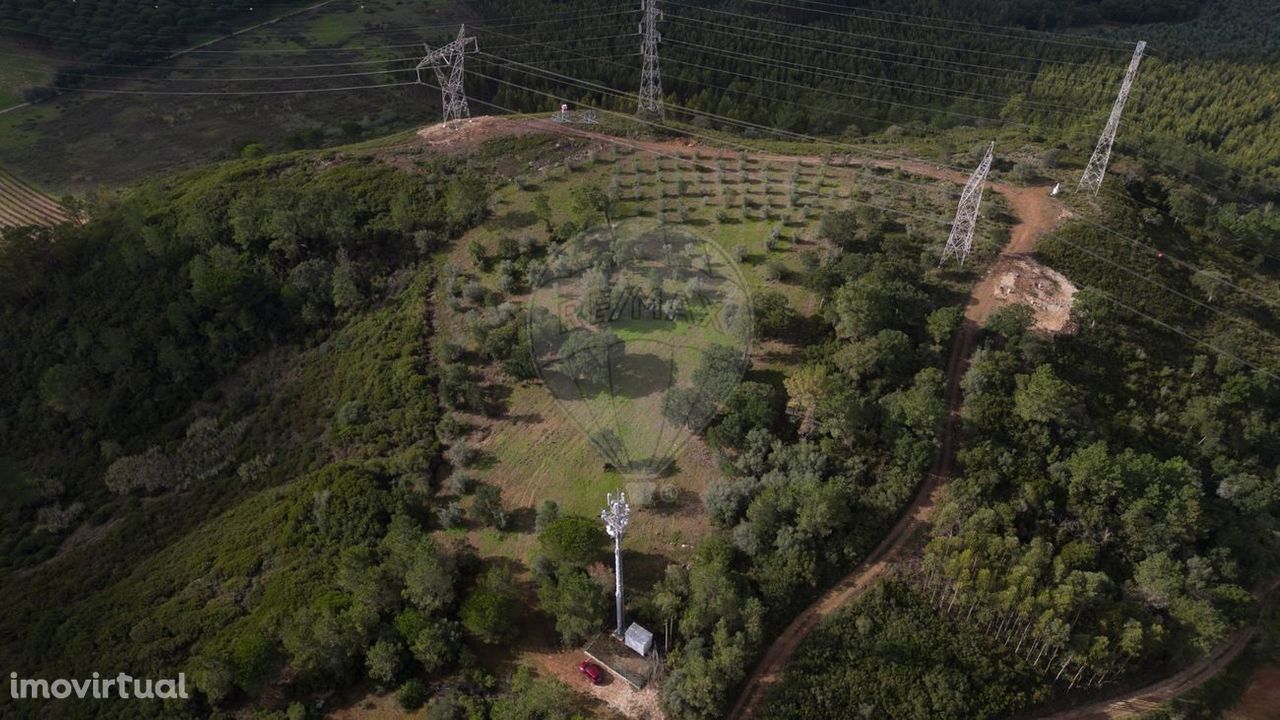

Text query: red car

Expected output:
[578,660,604,685]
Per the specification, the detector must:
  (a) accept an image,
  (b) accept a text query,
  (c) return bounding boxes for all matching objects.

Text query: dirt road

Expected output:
[1033,578,1280,720]
[410,116,1276,720]
[724,171,1066,720]
[409,117,1072,720]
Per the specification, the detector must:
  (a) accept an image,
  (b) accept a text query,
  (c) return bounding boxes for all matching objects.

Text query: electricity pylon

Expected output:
[941,141,994,266]
[638,0,664,119]
[601,492,632,638]
[1078,40,1147,195]
[417,25,478,126]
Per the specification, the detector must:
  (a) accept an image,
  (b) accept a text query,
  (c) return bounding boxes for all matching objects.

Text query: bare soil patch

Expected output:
[1228,664,1280,720]
[727,174,1069,720]
[413,116,549,155]
[978,253,1078,334]
[394,116,1078,720]
[531,646,662,720]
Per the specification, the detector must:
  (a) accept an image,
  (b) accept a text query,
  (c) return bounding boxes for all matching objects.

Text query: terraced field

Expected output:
[0,166,69,232]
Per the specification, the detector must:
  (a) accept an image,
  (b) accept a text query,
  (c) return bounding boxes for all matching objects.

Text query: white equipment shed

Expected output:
[624,623,654,657]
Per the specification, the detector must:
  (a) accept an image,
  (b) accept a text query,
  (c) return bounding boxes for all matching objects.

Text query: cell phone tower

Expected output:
[638,0,664,119]
[941,141,994,266]
[417,25,478,126]
[1078,41,1147,195]
[601,491,632,638]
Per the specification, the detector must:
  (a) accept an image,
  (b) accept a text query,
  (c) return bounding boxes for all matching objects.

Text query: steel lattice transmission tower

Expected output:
[638,0,664,119]
[941,141,995,266]
[1078,40,1147,195]
[601,492,632,638]
[417,25,478,126]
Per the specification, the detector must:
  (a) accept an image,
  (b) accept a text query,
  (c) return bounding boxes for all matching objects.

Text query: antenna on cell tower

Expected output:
[941,142,994,266]
[417,25,478,126]
[638,0,664,119]
[1078,41,1146,195]
[601,492,632,638]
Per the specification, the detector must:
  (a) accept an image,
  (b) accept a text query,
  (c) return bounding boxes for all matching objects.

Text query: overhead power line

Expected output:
[660,38,1042,128]
[661,36,1087,118]
[662,11,1124,91]
[458,61,1280,379]
[42,35,635,84]
[472,51,1280,328]
[674,4,1115,70]
[67,81,420,96]
[1084,286,1280,382]
[0,7,637,55]
[730,0,1136,52]
[464,60,957,229]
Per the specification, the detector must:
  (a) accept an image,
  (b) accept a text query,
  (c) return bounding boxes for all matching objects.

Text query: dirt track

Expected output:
[413,117,1073,720]
[416,118,1236,720]
[400,115,1280,720]
[1033,578,1280,720]
[723,163,1067,720]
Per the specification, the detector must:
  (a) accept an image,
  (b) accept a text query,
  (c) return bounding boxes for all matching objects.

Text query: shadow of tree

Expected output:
[495,209,539,230]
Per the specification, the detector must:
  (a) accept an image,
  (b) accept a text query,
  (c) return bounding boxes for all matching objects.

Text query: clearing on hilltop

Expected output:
[1,2,1279,720]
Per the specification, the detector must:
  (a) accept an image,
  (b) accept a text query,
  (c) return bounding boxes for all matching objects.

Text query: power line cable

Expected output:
[659,38,1040,129]
[465,63,959,230]
[61,81,420,96]
[676,4,1118,70]
[476,52,1280,328]
[1081,285,1280,381]
[663,10,1124,91]
[474,27,1018,176]
[1043,223,1278,333]
[728,0,1136,52]
[476,23,1082,130]
[781,0,1135,48]
[45,36,637,83]
[470,51,965,200]
[1073,206,1280,307]
[0,50,417,70]
[660,34,1089,118]
[0,7,638,54]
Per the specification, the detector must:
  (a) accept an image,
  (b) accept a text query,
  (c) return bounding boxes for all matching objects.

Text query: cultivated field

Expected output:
[0,166,69,231]
[0,0,465,191]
